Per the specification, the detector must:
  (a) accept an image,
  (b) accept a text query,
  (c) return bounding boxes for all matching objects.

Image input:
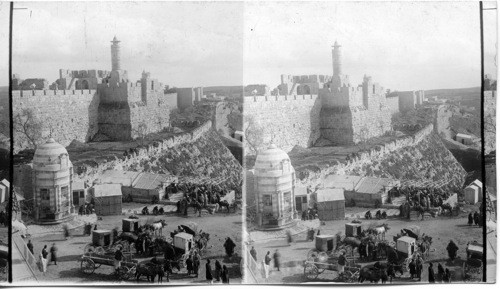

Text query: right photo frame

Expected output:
[242,1,497,284]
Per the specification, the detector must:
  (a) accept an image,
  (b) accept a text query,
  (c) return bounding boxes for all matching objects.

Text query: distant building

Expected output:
[464,179,483,204]
[456,133,473,145]
[89,183,122,216]
[316,188,345,220]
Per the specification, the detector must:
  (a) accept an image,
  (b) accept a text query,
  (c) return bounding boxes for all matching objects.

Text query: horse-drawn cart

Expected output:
[84,229,132,255]
[304,235,360,282]
[80,251,138,280]
[463,242,483,281]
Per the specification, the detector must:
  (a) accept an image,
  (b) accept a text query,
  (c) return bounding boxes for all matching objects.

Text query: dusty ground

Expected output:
[27,203,243,285]
[249,205,484,284]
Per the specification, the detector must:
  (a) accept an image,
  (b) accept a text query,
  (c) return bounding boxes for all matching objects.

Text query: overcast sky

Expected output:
[3,1,498,91]
[10,1,244,87]
[245,1,497,91]
[0,2,8,87]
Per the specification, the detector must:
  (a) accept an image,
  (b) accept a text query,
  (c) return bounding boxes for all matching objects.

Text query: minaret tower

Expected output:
[111,36,121,71]
[332,41,342,77]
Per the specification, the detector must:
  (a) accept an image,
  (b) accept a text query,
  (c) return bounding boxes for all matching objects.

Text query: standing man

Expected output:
[446,240,459,261]
[41,245,48,273]
[250,246,257,261]
[428,262,435,283]
[50,243,58,265]
[337,252,347,274]
[27,239,34,255]
[114,247,123,273]
[205,259,213,284]
[264,251,272,278]
[193,251,201,278]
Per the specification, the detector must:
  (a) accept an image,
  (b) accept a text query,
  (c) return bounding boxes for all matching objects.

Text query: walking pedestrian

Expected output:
[250,246,257,261]
[214,260,222,282]
[474,211,480,226]
[205,259,213,284]
[446,240,459,261]
[286,230,293,245]
[416,254,423,281]
[221,265,229,284]
[273,249,281,271]
[27,239,34,255]
[428,262,435,283]
[50,243,58,265]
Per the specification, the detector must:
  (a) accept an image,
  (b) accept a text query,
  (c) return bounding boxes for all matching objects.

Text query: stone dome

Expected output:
[33,138,73,172]
[254,144,294,177]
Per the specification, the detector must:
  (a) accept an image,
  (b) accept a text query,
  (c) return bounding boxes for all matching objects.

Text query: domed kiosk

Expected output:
[33,138,74,224]
[254,144,296,229]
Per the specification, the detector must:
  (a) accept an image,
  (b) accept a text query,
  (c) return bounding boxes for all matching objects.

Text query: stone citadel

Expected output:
[12,37,178,151]
[245,42,424,153]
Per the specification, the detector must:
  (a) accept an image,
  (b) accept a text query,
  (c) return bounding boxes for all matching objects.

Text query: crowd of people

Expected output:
[390,185,454,209]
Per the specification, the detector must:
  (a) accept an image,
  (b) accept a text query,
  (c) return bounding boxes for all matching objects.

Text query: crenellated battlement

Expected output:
[12,89,98,98]
[245,94,319,103]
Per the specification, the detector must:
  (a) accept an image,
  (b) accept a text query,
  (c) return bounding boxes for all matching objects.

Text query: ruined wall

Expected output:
[484,90,496,153]
[70,121,242,190]
[293,124,466,191]
[244,94,322,154]
[12,89,99,152]
[177,88,195,111]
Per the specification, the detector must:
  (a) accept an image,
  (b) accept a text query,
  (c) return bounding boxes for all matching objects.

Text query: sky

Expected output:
[10,1,244,87]
[2,1,498,91]
[0,2,8,87]
[244,1,497,91]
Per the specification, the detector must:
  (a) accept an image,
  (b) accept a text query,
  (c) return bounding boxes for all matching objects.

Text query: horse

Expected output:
[365,211,373,219]
[358,264,388,283]
[195,232,210,252]
[368,224,390,240]
[217,200,231,213]
[136,263,163,283]
[152,220,167,236]
[440,203,453,216]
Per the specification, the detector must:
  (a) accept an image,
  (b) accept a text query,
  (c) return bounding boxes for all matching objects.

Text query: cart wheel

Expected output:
[84,244,95,254]
[304,262,319,280]
[81,258,95,275]
[307,249,318,261]
[118,265,131,280]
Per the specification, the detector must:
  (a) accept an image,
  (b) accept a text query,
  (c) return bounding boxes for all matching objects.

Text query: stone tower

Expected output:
[111,36,121,71]
[332,41,342,77]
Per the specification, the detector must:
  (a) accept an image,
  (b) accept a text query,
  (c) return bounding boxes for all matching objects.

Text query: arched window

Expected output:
[303,85,311,94]
[82,79,90,89]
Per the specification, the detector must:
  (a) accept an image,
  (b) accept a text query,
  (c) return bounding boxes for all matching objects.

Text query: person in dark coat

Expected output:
[409,259,416,279]
[250,246,257,261]
[224,237,236,257]
[416,255,424,281]
[214,260,222,282]
[186,255,193,275]
[273,249,281,271]
[205,259,213,284]
[437,263,445,282]
[428,262,435,283]
[468,213,474,225]
[27,240,34,255]
[50,243,58,265]
[193,252,200,277]
[446,240,459,261]
[473,211,480,226]
[221,265,229,284]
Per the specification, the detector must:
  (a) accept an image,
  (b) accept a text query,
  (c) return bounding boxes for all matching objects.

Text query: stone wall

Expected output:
[244,94,322,154]
[12,89,100,152]
[484,90,496,153]
[293,124,466,191]
[386,96,399,115]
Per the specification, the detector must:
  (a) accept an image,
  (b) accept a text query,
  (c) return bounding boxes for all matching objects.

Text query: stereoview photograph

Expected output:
[10,1,244,284]
[243,1,496,284]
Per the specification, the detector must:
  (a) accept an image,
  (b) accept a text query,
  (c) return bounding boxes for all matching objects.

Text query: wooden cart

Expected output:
[84,229,131,254]
[80,251,138,280]
[303,251,360,282]
[307,235,336,260]
[122,218,140,233]
[463,242,483,281]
